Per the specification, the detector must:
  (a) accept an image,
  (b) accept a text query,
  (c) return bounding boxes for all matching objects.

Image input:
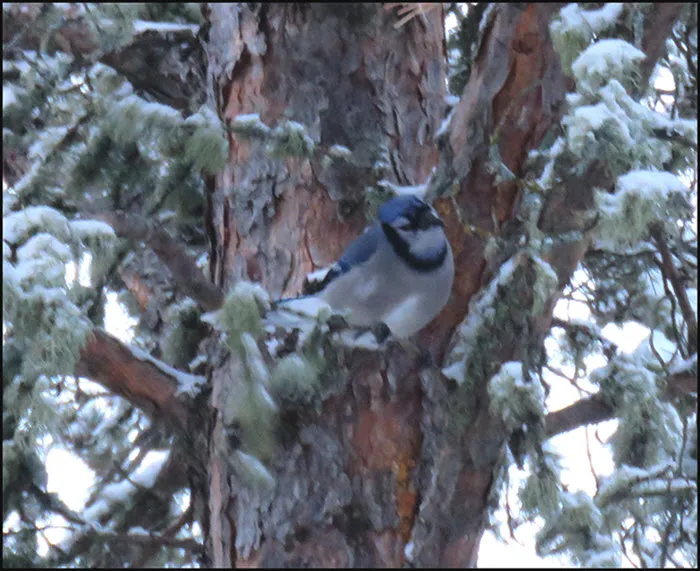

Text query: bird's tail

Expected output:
[272,294,314,306]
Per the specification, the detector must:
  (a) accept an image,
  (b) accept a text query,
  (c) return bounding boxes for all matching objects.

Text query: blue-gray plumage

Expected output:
[309,194,454,338]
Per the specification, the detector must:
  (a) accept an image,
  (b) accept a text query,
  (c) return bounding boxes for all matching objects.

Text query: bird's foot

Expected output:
[326,314,350,333]
[368,322,392,344]
[415,344,434,369]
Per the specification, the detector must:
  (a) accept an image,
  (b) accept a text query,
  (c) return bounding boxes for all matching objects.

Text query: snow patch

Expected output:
[328,144,352,158]
[132,20,199,34]
[669,354,697,376]
[488,361,545,429]
[231,113,271,138]
[128,345,206,397]
[71,219,117,240]
[435,110,454,139]
[616,169,686,197]
[17,233,71,263]
[442,257,519,383]
[275,296,333,321]
[595,169,688,253]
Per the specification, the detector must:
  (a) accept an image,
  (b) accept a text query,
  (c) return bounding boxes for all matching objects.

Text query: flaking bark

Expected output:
[206,4,446,566]
[201,3,691,568]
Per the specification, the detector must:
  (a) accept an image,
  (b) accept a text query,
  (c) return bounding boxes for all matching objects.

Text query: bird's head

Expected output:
[379,195,448,269]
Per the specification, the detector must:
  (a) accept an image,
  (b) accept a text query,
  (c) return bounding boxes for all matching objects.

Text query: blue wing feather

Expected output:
[339,224,381,268]
[276,224,382,303]
[322,224,381,286]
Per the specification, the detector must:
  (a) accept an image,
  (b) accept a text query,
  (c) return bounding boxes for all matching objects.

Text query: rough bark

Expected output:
[204,4,570,568]
[205,4,447,567]
[205,3,444,296]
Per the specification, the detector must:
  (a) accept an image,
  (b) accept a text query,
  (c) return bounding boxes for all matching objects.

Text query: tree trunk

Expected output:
[203,4,567,567]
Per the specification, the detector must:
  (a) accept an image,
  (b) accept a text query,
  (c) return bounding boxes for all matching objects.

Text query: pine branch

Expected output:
[545,369,697,438]
[132,503,194,567]
[650,224,698,355]
[97,211,224,312]
[88,531,203,552]
[550,317,618,358]
[54,447,192,566]
[53,528,203,566]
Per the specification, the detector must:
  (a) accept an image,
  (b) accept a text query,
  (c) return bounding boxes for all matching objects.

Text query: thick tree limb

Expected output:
[100,30,207,112]
[64,333,203,564]
[413,4,570,567]
[545,369,697,437]
[2,4,206,111]
[75,329,191,431]
[98,211,224,312]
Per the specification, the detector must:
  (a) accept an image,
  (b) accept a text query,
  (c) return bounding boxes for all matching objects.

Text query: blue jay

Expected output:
[279,195,454,339]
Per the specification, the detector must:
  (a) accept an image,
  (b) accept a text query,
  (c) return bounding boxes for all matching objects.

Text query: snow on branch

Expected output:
[488,361,545,431]
[3,207,110,381]
[53,449,203,563]
[442,253,558,386]
[132,20,199,35]
[128,346,206,398]
[594,169,689,254]
[596,461,695,507]
[572,39,646,96]
[75,330,194,430]
[550,3,625,72]
[230,113,316,158]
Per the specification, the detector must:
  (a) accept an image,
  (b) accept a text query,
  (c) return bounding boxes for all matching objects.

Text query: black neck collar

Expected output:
[382,223,447,272]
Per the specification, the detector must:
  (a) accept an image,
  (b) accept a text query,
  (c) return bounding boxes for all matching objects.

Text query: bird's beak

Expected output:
[420,209,444,228]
